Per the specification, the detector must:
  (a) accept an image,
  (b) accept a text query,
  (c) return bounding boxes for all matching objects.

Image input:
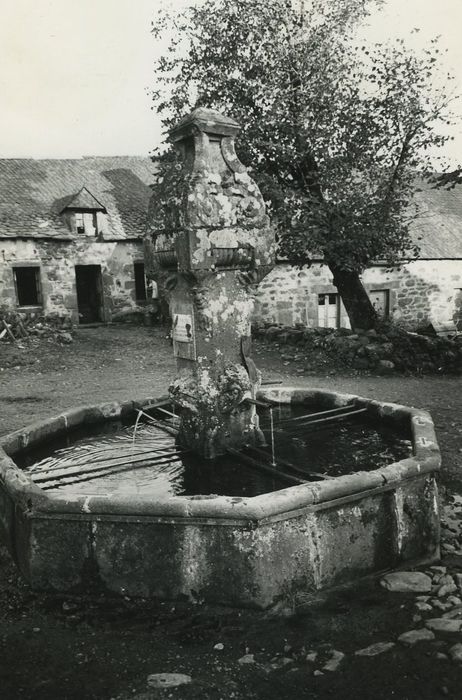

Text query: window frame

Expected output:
[13,265,43,307]
[369,289,390,319]
[73,210,99,236]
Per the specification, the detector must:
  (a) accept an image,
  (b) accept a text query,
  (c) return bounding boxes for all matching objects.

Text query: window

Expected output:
[73,211,99,236]
[370,289,390,318]
[134,262,147,302]
[13,267,42,306]
[317,293,350,329]
[75,212,85,234]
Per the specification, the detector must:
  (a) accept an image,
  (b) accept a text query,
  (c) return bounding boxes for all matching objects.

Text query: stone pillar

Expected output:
[145,108,276,458]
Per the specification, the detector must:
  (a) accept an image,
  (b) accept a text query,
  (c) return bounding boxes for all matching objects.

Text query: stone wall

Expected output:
[254,259,462,331]
[0,238,145,323]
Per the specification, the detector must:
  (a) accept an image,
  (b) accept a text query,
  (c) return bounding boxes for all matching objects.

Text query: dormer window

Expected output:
[60,186,107,238]
[73,210,99,236]
[75,212,85,234]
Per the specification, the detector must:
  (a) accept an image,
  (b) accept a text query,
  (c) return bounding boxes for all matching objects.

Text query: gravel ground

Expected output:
[1,324,462,700]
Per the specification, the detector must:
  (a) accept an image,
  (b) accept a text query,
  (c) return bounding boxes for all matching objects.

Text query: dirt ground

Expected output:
[1,325,462,700]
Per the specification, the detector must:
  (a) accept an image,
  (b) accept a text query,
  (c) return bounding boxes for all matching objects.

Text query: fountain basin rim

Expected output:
[0,388,440,523]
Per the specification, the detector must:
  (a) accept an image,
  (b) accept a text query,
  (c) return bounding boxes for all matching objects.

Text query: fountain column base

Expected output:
[170,363,266,459]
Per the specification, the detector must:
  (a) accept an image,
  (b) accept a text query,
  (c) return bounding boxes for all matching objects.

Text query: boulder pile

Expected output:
[253,322,462,374]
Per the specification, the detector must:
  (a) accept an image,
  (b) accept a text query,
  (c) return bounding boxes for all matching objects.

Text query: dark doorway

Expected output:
[134,262,147,302]
[75,265,103,323]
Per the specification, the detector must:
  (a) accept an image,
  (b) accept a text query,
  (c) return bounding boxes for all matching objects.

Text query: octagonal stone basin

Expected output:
[0,387,441,609]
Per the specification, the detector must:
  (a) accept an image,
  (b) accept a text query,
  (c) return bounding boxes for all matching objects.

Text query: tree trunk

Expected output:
[328,263,378,331]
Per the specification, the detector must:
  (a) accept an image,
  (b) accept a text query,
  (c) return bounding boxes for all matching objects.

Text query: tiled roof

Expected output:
[61,186,106,212]
[0,159,461,258]
[0,157,155,240]
[408,181,462,258]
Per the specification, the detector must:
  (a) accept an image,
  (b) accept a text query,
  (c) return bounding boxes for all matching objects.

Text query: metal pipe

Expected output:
[150,406,180,421]
[269,407,276,466]
[243,397,274,408]
[133,410,179,437]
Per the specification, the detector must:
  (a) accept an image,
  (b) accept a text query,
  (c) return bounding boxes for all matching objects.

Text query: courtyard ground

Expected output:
[1,325,462,700]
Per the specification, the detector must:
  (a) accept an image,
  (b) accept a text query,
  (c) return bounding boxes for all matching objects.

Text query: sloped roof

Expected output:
[0,158,461,257]
[0,156,155,240]
[408,182,462,258]
[61,186,106,212]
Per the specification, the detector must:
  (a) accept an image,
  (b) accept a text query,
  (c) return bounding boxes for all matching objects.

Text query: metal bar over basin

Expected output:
[37,452,187,490]
[32,449,188,485]
[283,407,368,432]
[226,447,306,485]
[28,445,182,476]
[276,404,364,426]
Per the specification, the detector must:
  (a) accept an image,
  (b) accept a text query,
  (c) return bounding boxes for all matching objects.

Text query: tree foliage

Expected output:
[151,0,457,327]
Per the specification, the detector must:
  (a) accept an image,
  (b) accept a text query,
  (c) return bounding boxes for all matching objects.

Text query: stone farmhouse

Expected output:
[0,157,153,324]
[1,156,461,332]
[255,182,462,333]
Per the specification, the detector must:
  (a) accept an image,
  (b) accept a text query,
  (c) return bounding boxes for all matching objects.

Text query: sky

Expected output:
[0,0,461,165]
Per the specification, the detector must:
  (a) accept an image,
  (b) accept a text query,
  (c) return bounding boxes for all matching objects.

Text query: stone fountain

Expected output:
[145,108,276,458]
[0,110,441,609]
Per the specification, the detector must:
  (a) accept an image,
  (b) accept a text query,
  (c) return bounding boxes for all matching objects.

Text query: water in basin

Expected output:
[16,405,412,499]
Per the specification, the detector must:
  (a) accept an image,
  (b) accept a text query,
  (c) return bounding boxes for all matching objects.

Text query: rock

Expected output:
[58,331,73,344]
[438,583,458,598]
[449,643,462,663]
[322,650,345,673]
[376,342,394,357]
[442,544,457,554]
[380,572,432,593]
[442,605,462,619]
[448,596,462,606]
[435,652,448,660]
[355,642,395,657]
[313,670,324,677]
[306,652,318,663]
[439,574,456,587]
[398,629,435,646]
[426,618,462,633]
[377,359,395,374]
[213,643,224,651]
[454,574,462,589]
[415,602,433,613]
[147,673,192,689]
[238,654,255,665]
[429,566,447,577]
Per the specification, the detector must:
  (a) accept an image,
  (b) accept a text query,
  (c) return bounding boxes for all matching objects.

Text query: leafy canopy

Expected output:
[151,0,457,272]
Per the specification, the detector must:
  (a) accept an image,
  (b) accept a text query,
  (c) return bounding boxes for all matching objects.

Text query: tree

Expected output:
[151,0,456,329]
